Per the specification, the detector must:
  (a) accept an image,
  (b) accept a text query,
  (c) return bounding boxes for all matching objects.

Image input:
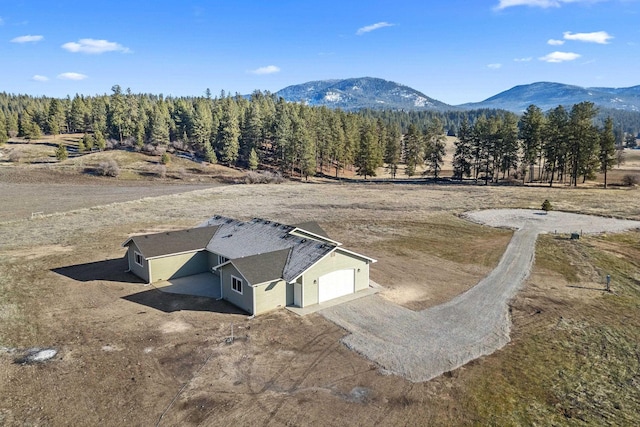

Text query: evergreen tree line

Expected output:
[452,103,619,187]
[0,87,405,178]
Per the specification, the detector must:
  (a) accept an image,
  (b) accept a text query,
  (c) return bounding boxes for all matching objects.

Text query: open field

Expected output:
[1,162,640,424]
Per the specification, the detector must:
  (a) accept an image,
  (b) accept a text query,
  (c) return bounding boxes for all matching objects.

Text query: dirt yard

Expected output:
[1,169,640,425]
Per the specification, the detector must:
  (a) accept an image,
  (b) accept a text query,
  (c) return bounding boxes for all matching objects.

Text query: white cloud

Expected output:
[31,75,49,82]
[563,31,613,44]
[57,72,88,80]
[514,57,533,62]
[548,38,565,45]
[487,63,503,69]
[11,35,43,43]
[249,65,280,75]
[539,51,581,62]
[495,0,607,9]
[356,22,394,35]
[62,38,130,54]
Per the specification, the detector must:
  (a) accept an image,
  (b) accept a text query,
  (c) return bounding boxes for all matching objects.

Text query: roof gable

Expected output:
[229,248,291,285]
[123,225,219,259]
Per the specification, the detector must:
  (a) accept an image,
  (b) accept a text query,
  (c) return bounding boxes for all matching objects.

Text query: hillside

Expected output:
[275,77,455,112]
[459,82,640,113]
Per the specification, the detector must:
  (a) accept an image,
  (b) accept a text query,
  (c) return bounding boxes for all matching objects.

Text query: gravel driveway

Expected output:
[321,209,640,382]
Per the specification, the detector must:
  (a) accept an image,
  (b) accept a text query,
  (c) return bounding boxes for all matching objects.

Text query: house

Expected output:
[122,215,376,315]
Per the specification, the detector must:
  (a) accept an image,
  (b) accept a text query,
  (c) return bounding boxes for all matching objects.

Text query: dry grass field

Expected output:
[1,138,640,425]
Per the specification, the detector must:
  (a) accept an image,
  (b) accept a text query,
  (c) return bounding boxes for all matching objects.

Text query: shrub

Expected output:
[541,199,552,211]
[244,170,284,184]
[160,152,171,165]
[622,174,639,186]
[156,164,167,178]
[96,159,120,177]
[8,150,23,163]
[55,143,68,161]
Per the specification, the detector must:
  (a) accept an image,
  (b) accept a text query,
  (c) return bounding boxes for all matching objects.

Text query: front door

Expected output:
[293,282,302,307]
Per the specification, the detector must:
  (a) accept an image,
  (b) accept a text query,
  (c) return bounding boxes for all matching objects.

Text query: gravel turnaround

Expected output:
[321,209,640,382]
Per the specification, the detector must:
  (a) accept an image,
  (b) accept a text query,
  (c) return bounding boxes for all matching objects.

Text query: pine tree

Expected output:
[204,141,217,164]
[452,118,472,179]
[424,118,446,179]
[599,117,616,188]
[248,148,259,170]
[216,100,240,165]
[404,124,422,177]
[519,105,545,182]
[0,111,8,145]
[355,122,383,179]
[55,143,68,161]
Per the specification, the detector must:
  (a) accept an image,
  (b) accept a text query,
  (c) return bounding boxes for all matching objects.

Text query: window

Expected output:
[231,275,243,294]
[218,255,229,265]
[134,251,144,267]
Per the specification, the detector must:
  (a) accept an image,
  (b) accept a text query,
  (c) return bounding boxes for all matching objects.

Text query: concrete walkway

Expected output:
[153,273,221,299]
[320,210,640,382]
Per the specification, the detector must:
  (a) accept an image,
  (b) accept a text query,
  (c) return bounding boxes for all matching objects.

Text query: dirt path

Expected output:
[321,209,640,382]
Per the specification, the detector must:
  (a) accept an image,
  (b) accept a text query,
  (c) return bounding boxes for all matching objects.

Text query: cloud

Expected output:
[57,72,88,80]
[548,38,565,45]
[514,57,533,62]
[487,63,503,69]
[11,35,43,43]
[539,51,581,62]
[249,65,280,75]
[356,22,394,35]
[563,31,613,44]
[62,38,130,54]
[495,0,606,9]
[31,75,49,82]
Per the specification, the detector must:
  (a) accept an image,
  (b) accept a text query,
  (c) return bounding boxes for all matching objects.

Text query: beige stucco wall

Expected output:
[220,264,253,314]
[127,242,149,283]
[300,250,370,307]
[147,251,208,282]
[253,279,287,315]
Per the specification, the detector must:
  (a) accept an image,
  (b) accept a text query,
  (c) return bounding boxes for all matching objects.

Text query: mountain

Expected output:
[275,77,455,112]
[458,82,640,113]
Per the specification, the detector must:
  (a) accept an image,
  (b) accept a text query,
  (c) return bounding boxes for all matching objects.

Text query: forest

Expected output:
[0,87,636,186]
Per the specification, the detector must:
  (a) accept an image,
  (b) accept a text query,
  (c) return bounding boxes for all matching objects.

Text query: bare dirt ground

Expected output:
[1,170,640,425]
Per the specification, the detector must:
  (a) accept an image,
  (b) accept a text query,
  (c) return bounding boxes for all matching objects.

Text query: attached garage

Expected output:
[318,269,355,303]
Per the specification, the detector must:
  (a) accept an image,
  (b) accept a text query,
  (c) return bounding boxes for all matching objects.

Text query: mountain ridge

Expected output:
[274,77,640,113]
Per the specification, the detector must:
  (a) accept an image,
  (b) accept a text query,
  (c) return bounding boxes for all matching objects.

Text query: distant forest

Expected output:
[0,87,637,184]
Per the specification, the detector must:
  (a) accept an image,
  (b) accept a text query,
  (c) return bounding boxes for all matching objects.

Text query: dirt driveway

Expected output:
[321,209,640,382]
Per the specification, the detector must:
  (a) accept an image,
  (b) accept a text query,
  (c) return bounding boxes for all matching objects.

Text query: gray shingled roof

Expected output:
[123,226,219,259]
[231,248,291,285]
[202,216,336,282]
[291,221,330,239]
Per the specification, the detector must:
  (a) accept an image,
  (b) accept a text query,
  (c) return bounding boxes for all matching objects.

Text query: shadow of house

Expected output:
[122,289,247,314]
[52,257,145,284]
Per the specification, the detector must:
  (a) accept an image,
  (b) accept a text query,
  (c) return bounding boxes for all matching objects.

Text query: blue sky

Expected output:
[1,0,639,105]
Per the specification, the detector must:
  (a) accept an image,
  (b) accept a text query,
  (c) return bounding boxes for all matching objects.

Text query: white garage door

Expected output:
[318,269,355,303]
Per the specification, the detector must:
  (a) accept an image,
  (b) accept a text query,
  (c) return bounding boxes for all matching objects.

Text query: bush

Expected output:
[244,170,285,184]
[541,199,552,211]
[96,160,120,177]
[55,143,68,161]
[156,164,167,178]
[622,174,639,186]
[160,152,171,165]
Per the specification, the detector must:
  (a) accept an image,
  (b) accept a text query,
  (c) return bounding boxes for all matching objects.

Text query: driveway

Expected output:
[320,210,640,382]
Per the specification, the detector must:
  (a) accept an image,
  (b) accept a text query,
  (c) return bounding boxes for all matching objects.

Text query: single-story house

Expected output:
[122,215,376,315]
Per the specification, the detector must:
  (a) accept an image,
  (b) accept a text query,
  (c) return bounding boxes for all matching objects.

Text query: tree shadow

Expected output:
[122,288,247,314]
[52,257,144,283]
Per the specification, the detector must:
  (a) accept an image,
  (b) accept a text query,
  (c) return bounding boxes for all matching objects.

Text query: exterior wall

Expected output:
[127,242,149,283]
[148,251,208,282]
[253,279,287,315]
[219,264,253,314]
[300,251,370,307]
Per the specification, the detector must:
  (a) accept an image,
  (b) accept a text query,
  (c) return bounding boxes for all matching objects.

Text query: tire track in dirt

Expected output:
[321,210,640,383]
